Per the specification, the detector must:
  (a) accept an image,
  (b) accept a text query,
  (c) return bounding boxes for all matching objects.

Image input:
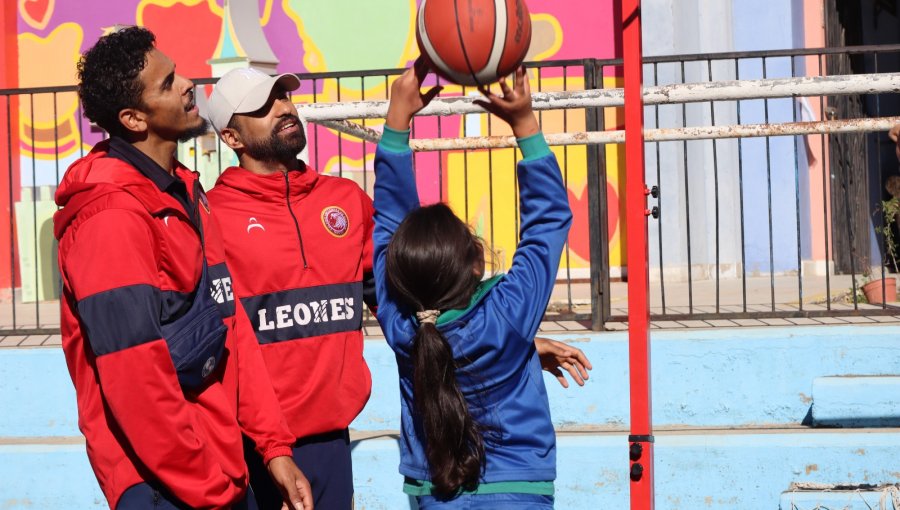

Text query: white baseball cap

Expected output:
[207,67,301,134]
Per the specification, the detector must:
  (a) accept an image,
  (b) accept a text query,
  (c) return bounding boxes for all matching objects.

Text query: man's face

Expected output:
[137,48,208,142]
[233,84,307,163]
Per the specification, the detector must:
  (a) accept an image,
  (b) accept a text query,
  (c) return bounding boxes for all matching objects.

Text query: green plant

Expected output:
[876,196,900,272]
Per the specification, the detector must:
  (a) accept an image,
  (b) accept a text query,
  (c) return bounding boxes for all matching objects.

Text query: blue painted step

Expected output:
[780,485,900,509]
[811,376,900,428]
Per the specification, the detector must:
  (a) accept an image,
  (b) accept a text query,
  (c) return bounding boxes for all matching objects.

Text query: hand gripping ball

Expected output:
[416,0,532,87]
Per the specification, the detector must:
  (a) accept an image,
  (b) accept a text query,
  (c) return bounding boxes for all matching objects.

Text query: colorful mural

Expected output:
[7,0,624,298]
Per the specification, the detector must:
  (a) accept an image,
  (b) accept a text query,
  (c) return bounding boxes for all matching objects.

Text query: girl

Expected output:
[373,60,573,509]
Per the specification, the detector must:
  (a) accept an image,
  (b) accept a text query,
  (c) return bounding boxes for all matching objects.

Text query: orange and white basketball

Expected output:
[416,0,532,87]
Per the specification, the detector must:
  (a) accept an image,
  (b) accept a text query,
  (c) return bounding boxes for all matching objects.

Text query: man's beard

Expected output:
[178,117,211,143]
[243,116,307,163]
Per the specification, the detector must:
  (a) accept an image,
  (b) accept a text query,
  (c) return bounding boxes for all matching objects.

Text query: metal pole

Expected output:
[296,72,900,121]
[622,1,654,509]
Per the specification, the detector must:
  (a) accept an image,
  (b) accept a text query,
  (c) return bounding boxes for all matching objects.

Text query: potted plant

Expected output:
[862,195,900,304]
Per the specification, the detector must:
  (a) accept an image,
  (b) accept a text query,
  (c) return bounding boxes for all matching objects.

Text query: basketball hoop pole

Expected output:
[622,1,655,509]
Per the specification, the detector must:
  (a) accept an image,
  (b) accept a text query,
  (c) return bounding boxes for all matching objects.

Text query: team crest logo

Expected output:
[321,206,349,237]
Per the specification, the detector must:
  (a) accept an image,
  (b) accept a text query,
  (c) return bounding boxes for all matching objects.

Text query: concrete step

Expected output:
[4,325,900,437]
[780,484,900,509]
[812,376,900,428]
[3,429,899,509]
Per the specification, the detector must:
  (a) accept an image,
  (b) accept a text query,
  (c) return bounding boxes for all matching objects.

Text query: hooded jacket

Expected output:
[372,128,572,490]
[206,162,373,440]
[54,139,294,510]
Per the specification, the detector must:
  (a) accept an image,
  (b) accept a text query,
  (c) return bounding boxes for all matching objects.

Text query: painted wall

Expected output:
[6,0,842,296]
[7,0,620,297]
[2,324,899,508]
[641,0,820,277]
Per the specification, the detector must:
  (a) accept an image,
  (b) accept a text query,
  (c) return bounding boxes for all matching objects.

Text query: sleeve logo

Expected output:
[321,206,349,237]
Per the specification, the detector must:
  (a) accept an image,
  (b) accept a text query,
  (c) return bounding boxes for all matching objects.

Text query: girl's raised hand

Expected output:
[474,66,539,139]
[386,57,443,131]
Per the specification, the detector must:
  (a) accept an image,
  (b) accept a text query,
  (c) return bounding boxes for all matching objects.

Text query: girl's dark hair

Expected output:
[77,26,155,138]
[386,203,485,496]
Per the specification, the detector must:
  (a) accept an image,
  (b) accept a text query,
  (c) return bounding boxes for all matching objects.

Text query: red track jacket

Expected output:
[54,139,294,509]
[207,163,373,441]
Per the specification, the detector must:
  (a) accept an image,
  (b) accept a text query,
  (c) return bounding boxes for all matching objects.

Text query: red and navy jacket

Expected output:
[207,163,373,440]
[54,138,294,510]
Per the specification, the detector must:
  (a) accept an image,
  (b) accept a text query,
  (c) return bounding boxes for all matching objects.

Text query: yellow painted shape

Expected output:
[136,0,222,26]
[260,0,274,26]
[528,13,564,62]
[281,0,326,73]
[18,23,83,159]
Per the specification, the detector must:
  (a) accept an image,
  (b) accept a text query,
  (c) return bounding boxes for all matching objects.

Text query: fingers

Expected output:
[549,366,569,388]
[295,477,313,510]
[414,56,430,83]
[890,124,900,142]
[562,361,586,386]
[497,77,513,98]
[517,66,530,96]
[422,85,443,106]
[472,98,498,116]
[569,347,593,371]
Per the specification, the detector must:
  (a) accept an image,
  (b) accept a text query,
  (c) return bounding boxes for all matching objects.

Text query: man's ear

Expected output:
[219,126,245,151]
[118,108,148,135]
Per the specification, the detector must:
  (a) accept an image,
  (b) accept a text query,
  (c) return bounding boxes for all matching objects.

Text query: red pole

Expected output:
[621,0,654,509]
[0,0,20,295]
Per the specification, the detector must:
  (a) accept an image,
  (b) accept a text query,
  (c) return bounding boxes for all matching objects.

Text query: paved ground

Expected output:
[2,273,898,347]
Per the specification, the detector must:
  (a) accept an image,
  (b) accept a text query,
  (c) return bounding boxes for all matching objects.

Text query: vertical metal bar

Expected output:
[462,84,470,222]
[562,65,573,311]
[29,93,37,327]
[791,56,804,310]
[336,77,344,178]
[313,79,320,171]
[680,61,694,313]
[436,75,444,202]
[586,60,611,331]
[762,58,776,311]
[653,63,666,314]
[818,54,832,309]
[52,92,60,328]
[5,95,15,329]
[708,60,721,312]
[361,76,368,193]
[735,59,748,312]
[873,52,886,306]
[76,103,84,158]
[487,91,495,276]
[623,1,655,508]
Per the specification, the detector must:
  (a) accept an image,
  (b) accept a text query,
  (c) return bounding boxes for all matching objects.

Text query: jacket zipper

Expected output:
[284,172,309,269]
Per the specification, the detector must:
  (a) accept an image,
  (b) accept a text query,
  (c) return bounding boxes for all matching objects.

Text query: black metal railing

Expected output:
[0,46,898,336]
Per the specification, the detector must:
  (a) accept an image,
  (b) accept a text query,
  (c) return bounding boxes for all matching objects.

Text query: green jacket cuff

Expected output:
[518,132,551,161]
[380,126,411,153]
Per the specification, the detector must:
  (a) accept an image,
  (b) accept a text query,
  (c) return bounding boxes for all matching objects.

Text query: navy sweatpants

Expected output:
[117,483,258,509]
[244,429,354,510]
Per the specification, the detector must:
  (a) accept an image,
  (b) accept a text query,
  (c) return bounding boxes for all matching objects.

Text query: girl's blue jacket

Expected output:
[372,127,573,486]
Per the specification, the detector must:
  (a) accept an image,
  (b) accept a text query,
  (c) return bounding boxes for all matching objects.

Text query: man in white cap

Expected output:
[206,67,375,510]
[204,66,593,509]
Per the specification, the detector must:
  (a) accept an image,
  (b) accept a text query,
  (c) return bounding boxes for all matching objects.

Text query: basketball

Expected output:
[416,0,532,87]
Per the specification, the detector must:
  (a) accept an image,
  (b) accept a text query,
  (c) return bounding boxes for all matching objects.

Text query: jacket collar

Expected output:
[432,274,505,327]
[214,160,318,204]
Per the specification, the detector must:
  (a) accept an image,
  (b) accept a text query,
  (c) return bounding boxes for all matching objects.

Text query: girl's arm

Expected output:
[372,59,442,316]
[477,68,574,340]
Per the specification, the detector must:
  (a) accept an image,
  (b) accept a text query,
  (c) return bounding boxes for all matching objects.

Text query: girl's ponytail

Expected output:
[386,203,488,497]
[411,320,484,496]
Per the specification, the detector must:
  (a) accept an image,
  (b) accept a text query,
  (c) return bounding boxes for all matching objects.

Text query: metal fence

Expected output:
[0,45,898,335]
